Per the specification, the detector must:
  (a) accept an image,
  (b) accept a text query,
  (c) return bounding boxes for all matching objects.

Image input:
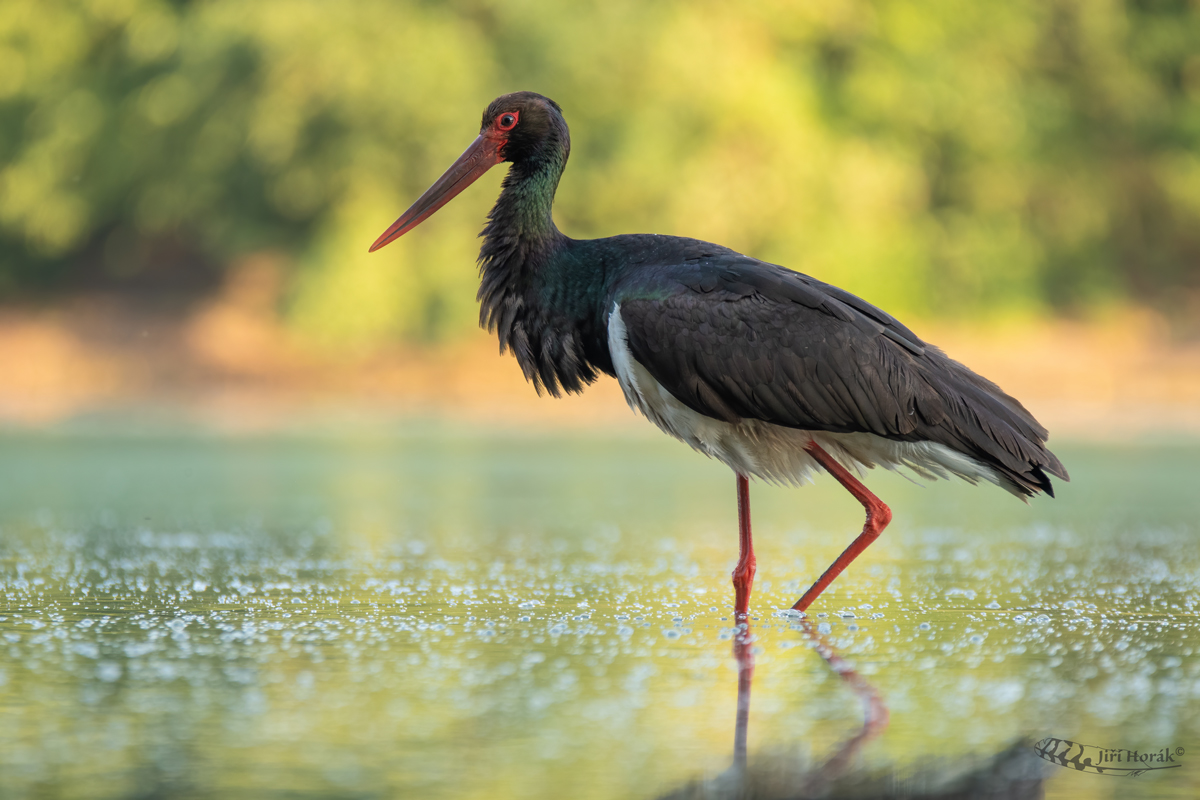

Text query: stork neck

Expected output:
[481,145,570,270]
[504,159,563,237]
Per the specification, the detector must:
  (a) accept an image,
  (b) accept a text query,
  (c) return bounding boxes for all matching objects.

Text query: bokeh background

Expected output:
[1,0,1199,431]
[2,1,1200,424]
[3,5,1200,800]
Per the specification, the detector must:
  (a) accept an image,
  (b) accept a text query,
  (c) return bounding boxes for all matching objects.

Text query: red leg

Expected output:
[792,442,892,613]
[732,473,756,623]
[732,474,756,766]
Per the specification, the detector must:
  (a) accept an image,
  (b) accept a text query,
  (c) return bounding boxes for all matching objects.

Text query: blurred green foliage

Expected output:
[1,0,1199,344]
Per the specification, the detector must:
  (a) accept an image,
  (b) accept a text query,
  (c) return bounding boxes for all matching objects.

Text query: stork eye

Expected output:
[497,112,518,131]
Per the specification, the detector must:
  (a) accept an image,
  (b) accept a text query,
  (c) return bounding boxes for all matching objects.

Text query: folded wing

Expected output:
[617,258,1068,496]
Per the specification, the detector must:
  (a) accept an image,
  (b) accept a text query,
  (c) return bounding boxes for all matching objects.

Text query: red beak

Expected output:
[369,134,505,252]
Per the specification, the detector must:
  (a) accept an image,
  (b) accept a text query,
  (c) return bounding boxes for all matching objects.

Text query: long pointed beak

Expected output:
[369,134,505,252]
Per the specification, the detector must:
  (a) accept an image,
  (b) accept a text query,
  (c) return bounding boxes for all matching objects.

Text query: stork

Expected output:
[370,92,1067,622]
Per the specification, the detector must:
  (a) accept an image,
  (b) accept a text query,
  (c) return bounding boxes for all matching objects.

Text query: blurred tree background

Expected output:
[2,0,1199,348]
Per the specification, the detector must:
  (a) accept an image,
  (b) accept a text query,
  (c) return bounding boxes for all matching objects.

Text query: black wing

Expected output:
[616,256,1068,496]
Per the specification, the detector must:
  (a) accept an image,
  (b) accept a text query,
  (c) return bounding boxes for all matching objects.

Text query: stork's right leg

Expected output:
[732,473,756,623]
[732,473,756,766]
[791,442,892,613]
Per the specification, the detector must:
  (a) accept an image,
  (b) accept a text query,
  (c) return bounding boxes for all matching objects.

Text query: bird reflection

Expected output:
[660,618,1048,800]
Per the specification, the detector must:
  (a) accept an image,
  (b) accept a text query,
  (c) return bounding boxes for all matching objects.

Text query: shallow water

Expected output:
[0,423,1197,799]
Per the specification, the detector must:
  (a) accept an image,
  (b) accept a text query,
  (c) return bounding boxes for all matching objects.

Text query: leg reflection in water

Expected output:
[788,618,889,795]
[660,618,1049,800]
[731,622,755,772]
[730,617,888,781]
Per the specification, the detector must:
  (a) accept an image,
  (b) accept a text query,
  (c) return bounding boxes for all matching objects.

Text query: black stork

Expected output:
[369,92,1068,622]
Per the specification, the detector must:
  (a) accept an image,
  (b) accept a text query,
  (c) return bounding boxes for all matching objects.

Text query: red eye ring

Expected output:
[496,112,519,131]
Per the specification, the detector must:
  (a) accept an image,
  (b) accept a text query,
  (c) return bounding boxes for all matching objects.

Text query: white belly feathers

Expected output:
[607,304,1009,491]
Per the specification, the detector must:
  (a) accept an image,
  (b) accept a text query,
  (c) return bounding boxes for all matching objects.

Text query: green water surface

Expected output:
[0,424,1197,799]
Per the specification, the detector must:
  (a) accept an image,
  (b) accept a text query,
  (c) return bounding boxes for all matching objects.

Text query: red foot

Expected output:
[792,442,892,613]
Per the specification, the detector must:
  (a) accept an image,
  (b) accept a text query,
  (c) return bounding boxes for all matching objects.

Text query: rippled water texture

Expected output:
[0,425,1197,799]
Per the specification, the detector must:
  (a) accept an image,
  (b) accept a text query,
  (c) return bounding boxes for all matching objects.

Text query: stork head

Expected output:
[369,92,567,252]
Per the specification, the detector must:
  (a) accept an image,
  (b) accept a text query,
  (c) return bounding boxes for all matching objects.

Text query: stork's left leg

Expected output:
[732,473,756,623]
[792,442,892,613]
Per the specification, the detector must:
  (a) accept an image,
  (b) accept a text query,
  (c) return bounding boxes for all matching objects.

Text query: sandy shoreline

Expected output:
[2,282,1198,439]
